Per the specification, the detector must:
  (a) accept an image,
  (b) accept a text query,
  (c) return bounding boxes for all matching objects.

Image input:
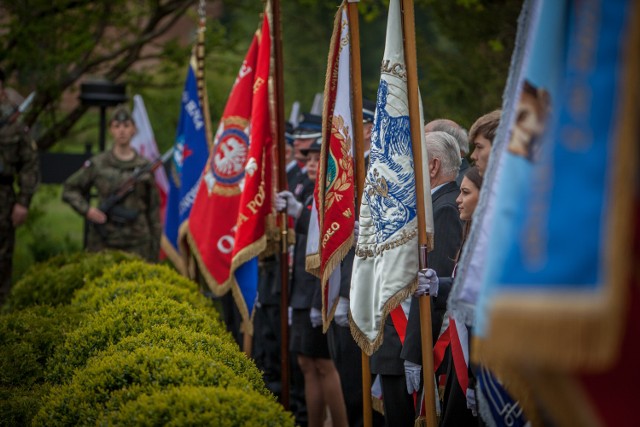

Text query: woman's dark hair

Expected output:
[464,165,483,190]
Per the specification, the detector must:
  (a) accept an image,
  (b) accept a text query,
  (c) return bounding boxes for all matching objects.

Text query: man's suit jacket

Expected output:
[401,180,463,364]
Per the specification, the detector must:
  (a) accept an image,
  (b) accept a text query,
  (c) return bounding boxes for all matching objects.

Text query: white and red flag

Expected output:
[131,94,170,224]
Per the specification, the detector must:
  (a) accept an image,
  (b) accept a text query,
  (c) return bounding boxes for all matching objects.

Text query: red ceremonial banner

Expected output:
[315,3,355,328]
[187,33,259,292]
[227,9,275,322]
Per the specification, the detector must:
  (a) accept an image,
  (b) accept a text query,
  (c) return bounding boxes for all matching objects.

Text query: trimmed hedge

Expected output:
[34,348,254,426]
[90,260,197,291]
[2,251,135,312]
[100,385,294,427]
[72,277,219,316]
[1,253,289,426]
[0,305,80,387]
[109,324,268,396]
[0,384,50,427]
[46,293,229,383]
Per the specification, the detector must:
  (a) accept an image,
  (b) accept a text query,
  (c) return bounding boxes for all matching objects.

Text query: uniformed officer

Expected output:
[0,68,39,303]
[62,106,161,262]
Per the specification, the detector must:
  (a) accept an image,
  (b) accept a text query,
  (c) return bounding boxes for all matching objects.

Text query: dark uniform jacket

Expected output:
[62,150,161,261]
[401,180,463,364]
[289,194,321,310]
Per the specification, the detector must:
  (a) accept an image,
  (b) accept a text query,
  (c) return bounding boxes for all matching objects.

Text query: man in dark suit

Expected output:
[369,131,463,426]
[400,131,464,417]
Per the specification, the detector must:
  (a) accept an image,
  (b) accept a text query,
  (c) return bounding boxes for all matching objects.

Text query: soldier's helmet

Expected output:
[110,106,134,124]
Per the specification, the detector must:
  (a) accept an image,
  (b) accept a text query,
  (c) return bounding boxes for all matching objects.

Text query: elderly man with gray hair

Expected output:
[425,119,470,186]
[400,131,464,406]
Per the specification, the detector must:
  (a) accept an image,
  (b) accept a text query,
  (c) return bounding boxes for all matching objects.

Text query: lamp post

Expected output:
[79,80,128,152]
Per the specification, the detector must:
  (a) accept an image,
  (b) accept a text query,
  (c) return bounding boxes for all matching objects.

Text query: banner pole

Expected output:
[271,0,290,410]
[346,1,373,426]
[401,0,438,425]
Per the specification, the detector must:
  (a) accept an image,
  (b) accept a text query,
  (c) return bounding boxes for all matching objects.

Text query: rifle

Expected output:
[0,91,35,128]
[94,148,173,238]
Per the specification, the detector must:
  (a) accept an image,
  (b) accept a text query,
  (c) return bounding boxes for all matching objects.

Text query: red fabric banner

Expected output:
[187,34,259,292]
[227,8,274,323]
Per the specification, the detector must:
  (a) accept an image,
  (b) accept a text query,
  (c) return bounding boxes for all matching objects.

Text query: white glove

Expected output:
[288,306,292,326]
[414,268,439,297]
[275,191,303,219]
[333,297,349,327]
[404,360,422,394]
[466,388,478,417]
[353,220,360,243]
[309,307,323,328]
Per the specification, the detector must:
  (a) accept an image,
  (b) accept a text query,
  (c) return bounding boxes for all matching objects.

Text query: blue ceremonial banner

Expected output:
[162,56,209,272]
[475,0,637,371]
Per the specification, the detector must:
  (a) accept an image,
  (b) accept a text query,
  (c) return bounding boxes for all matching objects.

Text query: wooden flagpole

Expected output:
[401,0,438,425]
[347,2,373,427]
[271,0,290,410]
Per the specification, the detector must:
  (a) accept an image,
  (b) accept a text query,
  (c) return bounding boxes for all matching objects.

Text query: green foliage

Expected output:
[47,293,228,383]
[0,305,80,387]
[102,385,294,427]
[34,347,254,427]
[72,278,214,314]
[109,324,267,396]
[0,384,50,427]
[12,185,83,282]
[89,260,197,291]
[3,250,135,313]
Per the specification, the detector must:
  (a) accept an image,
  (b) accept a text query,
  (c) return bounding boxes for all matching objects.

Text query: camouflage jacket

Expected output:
[0,98,39,207]
[62,150,161,258]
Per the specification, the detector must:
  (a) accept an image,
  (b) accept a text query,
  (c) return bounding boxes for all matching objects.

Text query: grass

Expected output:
[13,184,84,282]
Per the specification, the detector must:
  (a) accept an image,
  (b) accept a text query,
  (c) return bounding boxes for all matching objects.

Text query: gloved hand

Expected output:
[466,388,478,417]
[333,297,350,327]
[288,306,293,326]
[275,191,303,219]
[404,360,422,394]
[414,268,439,297]
[310,307,323,328]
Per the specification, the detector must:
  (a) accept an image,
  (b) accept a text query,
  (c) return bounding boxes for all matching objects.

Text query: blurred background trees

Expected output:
[1,0,522,152]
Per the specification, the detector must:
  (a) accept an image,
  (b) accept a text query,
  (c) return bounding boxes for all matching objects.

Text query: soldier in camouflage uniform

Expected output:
[62,107,161,262]
[0,68,39,303]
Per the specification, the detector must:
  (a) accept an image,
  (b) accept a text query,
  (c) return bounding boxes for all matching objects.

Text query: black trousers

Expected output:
[380,374,415,427]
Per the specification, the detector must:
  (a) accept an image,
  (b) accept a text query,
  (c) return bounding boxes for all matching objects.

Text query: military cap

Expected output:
[110,106,134,124]
[362,98,376,123]
[300,137,322,156]
[285,121,295,146]
[293,113,322,139]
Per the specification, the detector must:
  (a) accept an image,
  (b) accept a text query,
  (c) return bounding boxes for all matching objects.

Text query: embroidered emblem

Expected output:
[324,114,353,210]
[363,80,416,244]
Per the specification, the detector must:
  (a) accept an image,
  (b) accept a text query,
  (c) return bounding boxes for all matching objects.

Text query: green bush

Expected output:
[90,260,197,291]
[34,348,254,426]
[109,324,267,395]
[72,277,217,316]
[0,384,50,427]
[0,305,81,387]
[47,293,229,383]
[100,385,294,427]
[3,250,135,312]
